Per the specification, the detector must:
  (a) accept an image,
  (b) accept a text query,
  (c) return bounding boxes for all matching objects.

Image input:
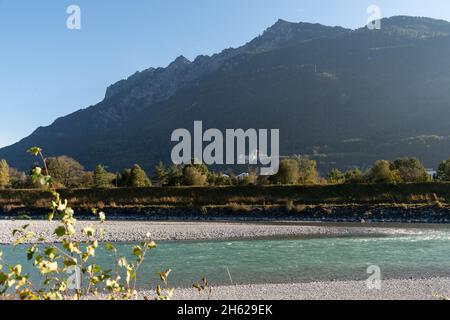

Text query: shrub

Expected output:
[80,172,95,189]
[46,156,85,188]
[167,165,183,186]
[296,156,319,185]
[227,202,252,213]
[327,169,345,184]
[437,159,450,181]
[93,165,112,189]
[129,164,152,188]
[367,160,400,184]
[391,158,429,183]
[275,160,299,185]
[154,162,168,186]
[285,200,294,211]
[182,166,207,186]
[344,168,364,184]
[8,168,28,189]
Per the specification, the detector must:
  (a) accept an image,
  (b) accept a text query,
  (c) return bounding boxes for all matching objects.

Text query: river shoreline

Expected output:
[0,220,442,245]
[167,277,450,300]
[1,204,450,224]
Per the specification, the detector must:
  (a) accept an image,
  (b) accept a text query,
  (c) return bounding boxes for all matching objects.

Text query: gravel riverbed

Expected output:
[167,277,450,300]
[0,220,429,244]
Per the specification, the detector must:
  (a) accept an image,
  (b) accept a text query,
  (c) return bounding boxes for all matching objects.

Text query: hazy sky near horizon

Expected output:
[1,0,450,148]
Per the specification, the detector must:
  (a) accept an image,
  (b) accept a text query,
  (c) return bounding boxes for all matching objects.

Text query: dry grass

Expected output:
[227,202,253,213]
[0,183,449,210]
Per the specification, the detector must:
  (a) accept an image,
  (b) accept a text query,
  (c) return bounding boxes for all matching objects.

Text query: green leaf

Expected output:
[132,246,143,257]
[146,241,157,250]
[39,176,52,186]
[158,269,172,283]
[93,265,102,273]
[54,226,66,237]
[26,245,37,261]
[0,273,8,285]
[63,258,77,268]
[27,147,42,156]
[44,247,56,260]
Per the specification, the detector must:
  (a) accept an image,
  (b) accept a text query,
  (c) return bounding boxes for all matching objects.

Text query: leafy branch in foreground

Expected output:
[193,277,212,300]
[0,147,174,300]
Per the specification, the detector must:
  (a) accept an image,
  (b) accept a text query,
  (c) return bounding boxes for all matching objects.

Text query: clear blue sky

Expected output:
[1,0,449,148]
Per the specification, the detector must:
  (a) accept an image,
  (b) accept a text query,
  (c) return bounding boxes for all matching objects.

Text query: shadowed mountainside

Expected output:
[2,16,450,173]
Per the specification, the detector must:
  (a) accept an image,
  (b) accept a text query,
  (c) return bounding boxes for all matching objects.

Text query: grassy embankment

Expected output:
[0,183,449,212]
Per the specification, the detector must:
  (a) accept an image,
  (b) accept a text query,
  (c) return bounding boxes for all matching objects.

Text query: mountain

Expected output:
[2,16,450,173]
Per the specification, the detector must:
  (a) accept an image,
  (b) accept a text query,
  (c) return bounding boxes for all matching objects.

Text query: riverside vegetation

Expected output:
[0,155,449,211]
[1,154,450,190]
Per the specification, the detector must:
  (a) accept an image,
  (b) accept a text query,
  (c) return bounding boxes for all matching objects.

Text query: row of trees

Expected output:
[0,155,449,189]
[270,156,448,185]
[0,156,221,189]
[333,157,450,184]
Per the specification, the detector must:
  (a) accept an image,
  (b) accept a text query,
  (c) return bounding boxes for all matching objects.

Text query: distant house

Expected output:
[426,169,437,179]
[236,173,249,181]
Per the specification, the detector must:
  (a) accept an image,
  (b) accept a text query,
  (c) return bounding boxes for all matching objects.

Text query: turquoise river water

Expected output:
[1,225,450,289]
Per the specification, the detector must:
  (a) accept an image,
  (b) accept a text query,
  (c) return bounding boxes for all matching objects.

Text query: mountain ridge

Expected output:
[2,16,450,173]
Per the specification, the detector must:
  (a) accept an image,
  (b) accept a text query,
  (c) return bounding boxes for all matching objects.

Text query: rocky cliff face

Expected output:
[101,16,450,122]
[101,20,350,118]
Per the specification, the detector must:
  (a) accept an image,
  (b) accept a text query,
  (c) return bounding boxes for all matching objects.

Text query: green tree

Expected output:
[167,164,183,186]
[187,160,209,176]
[0,159,10,189]
[129,164,152,187]
[327,169,345,184]
[154,162,168,186]
[46,156,85,188]
[275,159,300,185]
[257,175,271,186]
[93,164,112,189]
[117,169,132,187]
[213,173,233,186]
[182,166,207,186]
[391,158,429,183]
[80,171,95,189]
[437,158,450,181]
[297,156,318,185]
[367,160,399,184]
[8,168,29,189]
[344,168,364,184]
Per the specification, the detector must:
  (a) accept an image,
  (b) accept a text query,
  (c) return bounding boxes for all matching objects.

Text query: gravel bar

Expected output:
[0,220,430,244]
[168,278,450,300]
